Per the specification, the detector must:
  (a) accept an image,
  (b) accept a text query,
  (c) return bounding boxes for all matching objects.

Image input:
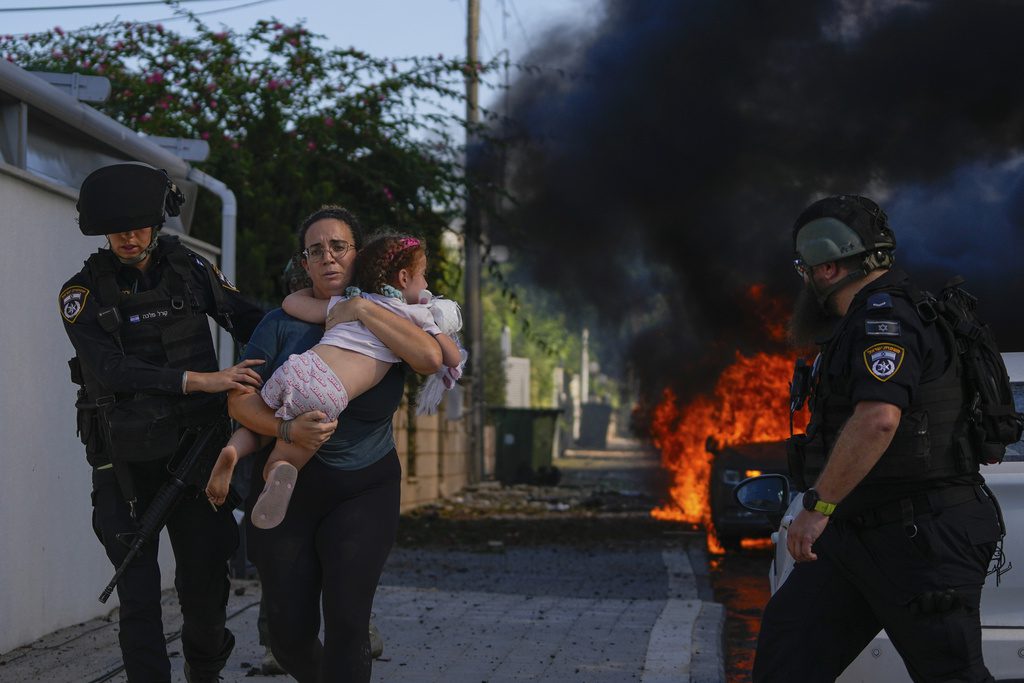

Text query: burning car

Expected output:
[707,438,789,549]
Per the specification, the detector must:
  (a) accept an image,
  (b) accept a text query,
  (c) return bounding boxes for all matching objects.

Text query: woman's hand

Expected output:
[326,296,365,330]
[287,411,338,450]
[186,359,265,394]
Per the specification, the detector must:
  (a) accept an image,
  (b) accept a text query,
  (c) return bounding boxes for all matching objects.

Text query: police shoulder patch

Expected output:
[59,285,89,324]
[212,264,239,292]
[866,292,893,311]
[866,319,901,337]
[864,342,905,381]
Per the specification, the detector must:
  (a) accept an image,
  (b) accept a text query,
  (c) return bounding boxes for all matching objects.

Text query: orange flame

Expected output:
[650,351,809,553]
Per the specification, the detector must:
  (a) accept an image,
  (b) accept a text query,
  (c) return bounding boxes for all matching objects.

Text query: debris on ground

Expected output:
[398,481,698,549]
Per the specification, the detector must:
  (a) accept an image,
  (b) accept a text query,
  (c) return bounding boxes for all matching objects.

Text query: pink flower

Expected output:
[382,186,394,202]
[54,26,64,36]
[145,71,164,85]
[122,89,133,97]
[232,141,240,150]
[307,141,316,151]
[139,113,152,122]
[206,82,217,92]
[200,131,210,140]
[323,116,334,127]
[272,22,283,30]
[267,79,281,91]
[51,50,63,59]
[209,100,217,109]
[158,100,169,109]
[155,23,165,34]
[213,31,228,41]
[114,41,124,50]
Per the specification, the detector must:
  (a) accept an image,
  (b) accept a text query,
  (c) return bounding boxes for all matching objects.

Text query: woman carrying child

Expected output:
[206,233,463,528]
[224,207,448,682]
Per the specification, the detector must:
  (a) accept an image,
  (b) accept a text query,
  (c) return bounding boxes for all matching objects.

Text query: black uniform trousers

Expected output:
[753,488,1001,683]
[92,460,238,683]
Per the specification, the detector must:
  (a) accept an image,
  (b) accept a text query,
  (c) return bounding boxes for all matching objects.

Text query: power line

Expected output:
[506,0,530,47]
[153,0,275,22]
[0,0,228,12]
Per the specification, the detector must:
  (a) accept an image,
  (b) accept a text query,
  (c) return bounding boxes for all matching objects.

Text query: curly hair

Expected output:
[296,205,365,251]
[354,231,427,295]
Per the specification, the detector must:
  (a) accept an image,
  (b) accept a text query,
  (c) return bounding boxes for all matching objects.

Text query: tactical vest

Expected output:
[77,236,225,464]
[793,287,975,488]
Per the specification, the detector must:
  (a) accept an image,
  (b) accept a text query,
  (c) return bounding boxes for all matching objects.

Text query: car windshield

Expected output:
[1005,381,1024,462]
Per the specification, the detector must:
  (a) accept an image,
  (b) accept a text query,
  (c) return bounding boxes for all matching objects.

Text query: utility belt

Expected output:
[841,484,982,528]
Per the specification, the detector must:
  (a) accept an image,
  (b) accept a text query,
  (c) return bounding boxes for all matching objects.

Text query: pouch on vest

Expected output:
[105,392,225,463]
[864,409,931,480]
[105,396,182,462]
[786,434,809,490]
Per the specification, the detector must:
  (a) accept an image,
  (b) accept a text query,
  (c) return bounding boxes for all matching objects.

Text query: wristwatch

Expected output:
[802,488,837,516]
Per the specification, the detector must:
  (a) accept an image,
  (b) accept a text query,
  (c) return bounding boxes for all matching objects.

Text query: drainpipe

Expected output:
[187,167,237,369]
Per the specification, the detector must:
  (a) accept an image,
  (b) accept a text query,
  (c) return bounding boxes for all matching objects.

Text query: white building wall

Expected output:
[0,164,175,654]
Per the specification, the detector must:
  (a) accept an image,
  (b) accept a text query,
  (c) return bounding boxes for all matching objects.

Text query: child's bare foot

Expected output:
[251,462,298,529]
[205,446,238,507]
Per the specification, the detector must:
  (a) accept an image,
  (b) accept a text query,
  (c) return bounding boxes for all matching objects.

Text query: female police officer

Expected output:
[58,162,329,682]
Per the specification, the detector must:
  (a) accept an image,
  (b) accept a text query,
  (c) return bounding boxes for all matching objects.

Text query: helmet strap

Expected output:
[110,228,160,266]
[811,250,894,310]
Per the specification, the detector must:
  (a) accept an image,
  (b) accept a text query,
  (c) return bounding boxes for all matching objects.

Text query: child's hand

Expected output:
[326,297,364,328]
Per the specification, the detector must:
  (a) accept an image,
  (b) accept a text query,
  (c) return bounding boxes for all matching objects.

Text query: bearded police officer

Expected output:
[753,195,1004,682]
[59,162,266,683]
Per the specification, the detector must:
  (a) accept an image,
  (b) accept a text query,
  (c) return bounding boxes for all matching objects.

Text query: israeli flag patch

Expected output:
[866,320,901,337]
[864,343,905,381]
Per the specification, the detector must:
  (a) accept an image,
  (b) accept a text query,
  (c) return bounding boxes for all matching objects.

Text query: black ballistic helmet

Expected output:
[76,162,185,236]
[792,195,896,268]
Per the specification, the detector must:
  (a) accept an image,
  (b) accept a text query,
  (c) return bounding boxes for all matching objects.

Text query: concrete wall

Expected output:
[0,163,177,654]
[395,400,472,511]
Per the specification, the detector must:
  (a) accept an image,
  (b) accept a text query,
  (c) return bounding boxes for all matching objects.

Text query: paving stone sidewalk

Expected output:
[0,442,725,682]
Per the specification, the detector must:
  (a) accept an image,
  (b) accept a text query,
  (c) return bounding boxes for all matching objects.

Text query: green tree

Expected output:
[2,16,487,303]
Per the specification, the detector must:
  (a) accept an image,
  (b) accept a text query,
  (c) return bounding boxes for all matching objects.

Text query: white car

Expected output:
[736,352,1024,681]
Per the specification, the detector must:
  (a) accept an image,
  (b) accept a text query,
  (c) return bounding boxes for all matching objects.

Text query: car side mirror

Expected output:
[734,473,791,515]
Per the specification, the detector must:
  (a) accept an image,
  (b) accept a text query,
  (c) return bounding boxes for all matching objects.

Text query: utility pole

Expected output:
[464,0,486,482]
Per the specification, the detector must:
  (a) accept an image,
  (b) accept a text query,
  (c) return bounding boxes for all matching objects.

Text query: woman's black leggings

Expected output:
[247,449,401,683]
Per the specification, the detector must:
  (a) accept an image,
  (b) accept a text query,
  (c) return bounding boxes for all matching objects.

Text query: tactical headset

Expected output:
[792,195,897,307]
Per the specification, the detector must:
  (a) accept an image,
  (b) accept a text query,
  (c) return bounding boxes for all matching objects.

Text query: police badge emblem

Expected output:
[864,342,904,381]
[59,285,90,324]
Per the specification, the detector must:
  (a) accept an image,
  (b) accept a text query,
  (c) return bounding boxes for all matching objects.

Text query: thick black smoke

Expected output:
[486,0,1024,406]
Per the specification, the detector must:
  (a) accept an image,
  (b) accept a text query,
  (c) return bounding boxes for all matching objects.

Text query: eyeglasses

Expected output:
[303,240,353,262]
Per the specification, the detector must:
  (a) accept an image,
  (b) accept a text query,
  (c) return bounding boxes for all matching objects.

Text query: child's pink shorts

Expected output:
[260,350,349,421]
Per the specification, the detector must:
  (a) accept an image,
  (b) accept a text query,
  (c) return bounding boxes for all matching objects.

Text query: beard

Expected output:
[788,283,840,348]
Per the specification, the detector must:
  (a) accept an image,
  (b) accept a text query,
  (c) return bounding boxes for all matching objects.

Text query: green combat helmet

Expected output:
[792,194,897,306]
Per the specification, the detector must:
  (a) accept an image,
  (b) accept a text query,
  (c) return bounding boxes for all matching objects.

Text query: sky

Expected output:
[0,0,603,109]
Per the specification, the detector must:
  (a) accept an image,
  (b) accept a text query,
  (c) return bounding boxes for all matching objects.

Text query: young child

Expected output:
[205,233,464,528]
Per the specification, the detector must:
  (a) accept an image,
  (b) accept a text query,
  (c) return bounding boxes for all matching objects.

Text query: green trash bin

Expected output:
[488,407,563,485]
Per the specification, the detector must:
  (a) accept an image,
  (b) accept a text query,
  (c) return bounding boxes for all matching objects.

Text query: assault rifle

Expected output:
[99,417,230,603]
